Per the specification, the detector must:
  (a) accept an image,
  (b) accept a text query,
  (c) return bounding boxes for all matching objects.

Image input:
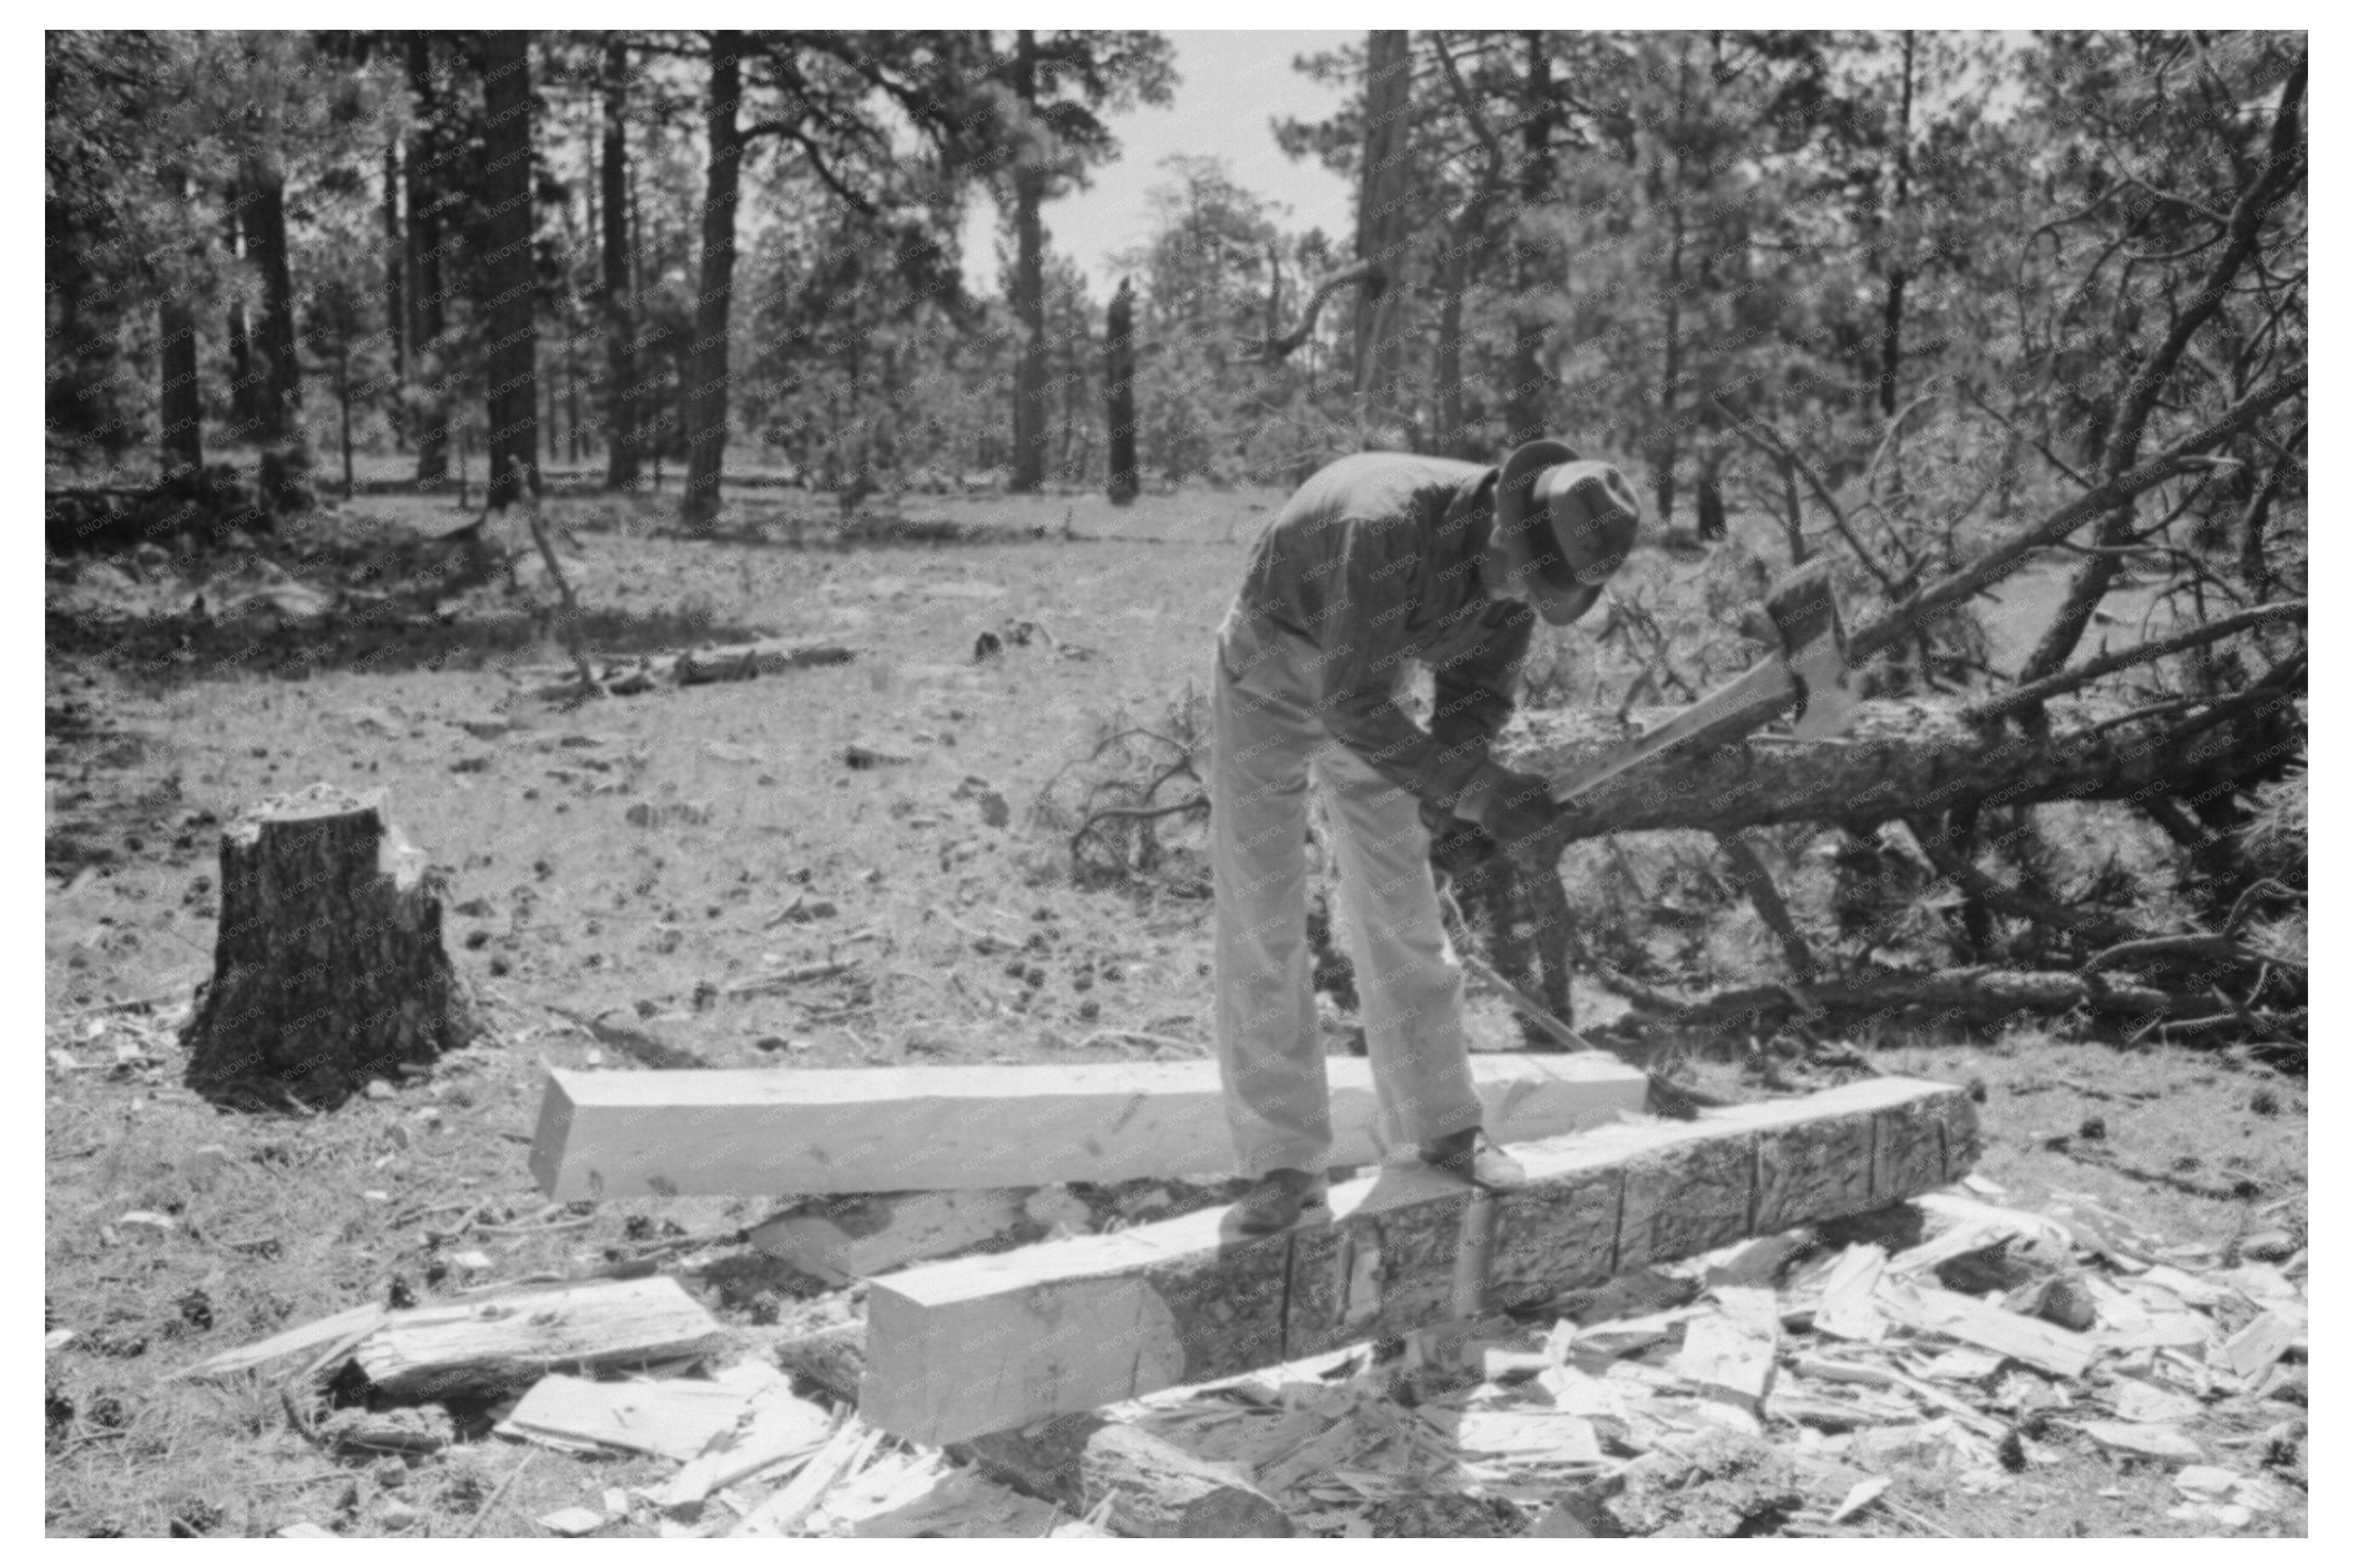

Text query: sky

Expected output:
[958,30,1360,298]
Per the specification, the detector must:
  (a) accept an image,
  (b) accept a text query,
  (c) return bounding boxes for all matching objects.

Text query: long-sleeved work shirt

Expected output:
[1226,452,1534,805]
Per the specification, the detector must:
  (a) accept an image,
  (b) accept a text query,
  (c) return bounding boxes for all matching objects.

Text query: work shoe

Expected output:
[1231,1168,1330,1235]
[1418,1128,1529,1190]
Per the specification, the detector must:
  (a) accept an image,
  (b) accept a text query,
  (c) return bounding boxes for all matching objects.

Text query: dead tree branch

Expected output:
[1847,367,2307,667]
[1964,599,2306,723]
[1244,259,1383,364]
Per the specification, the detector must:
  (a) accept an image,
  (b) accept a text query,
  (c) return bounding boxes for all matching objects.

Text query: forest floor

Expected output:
[43,479,2306,1538]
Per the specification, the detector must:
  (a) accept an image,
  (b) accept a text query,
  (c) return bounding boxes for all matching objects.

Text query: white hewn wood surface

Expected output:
[530,1052,1649,1198]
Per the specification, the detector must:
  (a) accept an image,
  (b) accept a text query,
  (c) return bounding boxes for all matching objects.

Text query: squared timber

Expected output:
[863,1077,1977,1445]
[529,1052,1648,1198]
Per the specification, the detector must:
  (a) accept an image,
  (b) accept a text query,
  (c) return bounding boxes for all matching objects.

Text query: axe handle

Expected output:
[1546,656,1801,807]
[1451,946,1723,1119]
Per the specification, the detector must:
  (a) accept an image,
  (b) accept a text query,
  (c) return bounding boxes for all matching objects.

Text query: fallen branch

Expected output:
[723,960,855,999]
[513,467,596,701]
[1069,794,1208,856]
[1602,965,2301,1043]
[1903,817,2141,950]
[1715,830,1818,980]
[1847,367,2307,665]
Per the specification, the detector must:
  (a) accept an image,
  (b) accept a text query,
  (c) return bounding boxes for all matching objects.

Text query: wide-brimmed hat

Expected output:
[1493,440,1642,626]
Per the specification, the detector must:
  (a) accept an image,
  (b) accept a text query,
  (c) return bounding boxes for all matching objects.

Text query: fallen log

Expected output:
[863,1076,1977,1445]
[771,1322,1291,1537]
[1597,965,2296,1041]
[522,640,856,701]
[350,1276,726,1402]
[529,1053,1647,1199]
[675,640,857,684]
[1501,693,2297,843]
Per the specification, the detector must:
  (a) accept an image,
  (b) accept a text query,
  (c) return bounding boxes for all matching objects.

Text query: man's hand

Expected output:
[1457,763,1562,858]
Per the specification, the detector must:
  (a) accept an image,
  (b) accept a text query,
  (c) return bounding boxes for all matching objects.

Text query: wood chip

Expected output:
[1675,1303,1778,1412]
[1876,1279,2094,1379]
[1829,1476,1890,1524]
[2219,1310,2301,1379]
[2173,1465,2238,1498]
[2108,1377,2201,1426]
[1449,1410,1603,1463]
[728,1418,881,1537]
[850,1466,1064,1539]
[499,1374,758,1462]
[537,1506,607,1536]
[2080,1421,2202,1462]
[1813,1244,1887,1342]
[170,1302,391,1383]
[658,1382,836,1509]
[1535,1364,1628,1419]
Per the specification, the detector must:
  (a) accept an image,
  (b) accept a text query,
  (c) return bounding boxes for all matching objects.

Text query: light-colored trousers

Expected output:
[1210,606,1484,1178]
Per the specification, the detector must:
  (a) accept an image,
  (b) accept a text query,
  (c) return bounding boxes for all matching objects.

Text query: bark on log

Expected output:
[773,1322,1292,1538]
[1501,693,2299,844]
[181,785,476,1108]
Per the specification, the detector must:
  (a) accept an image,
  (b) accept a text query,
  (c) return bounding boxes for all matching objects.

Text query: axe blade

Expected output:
[1543,559,1858,807]
[1767,560,1860,741]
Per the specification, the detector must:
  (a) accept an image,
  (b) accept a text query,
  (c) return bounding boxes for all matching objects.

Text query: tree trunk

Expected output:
[405,36,450,486]
[1503,30,1555,448]
[1876,32,1914,423]
[1353,29,1414,443]
[180,786,477,1109]
[1009,30,1049,494]
[481,30,539,512]
[601,36,640,487]
[1654,204,1683,526]
[242,157,301,447]
[335,341,355,498]
[1507,692,2301,845]
[2017,61,2304,687]
[1695,469,1726,541]
[223,205,259,434]
[1434,251,1467,456]
[1105,277,1139,504]
[566,347,583,463]
[1650,44,1692,525]
[381,139,407,451]
[158,292,201,476]
[679,30,743,532]
[157,171,201,477]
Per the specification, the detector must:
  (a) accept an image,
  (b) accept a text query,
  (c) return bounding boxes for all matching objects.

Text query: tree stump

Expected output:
[181,785,476,1108]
